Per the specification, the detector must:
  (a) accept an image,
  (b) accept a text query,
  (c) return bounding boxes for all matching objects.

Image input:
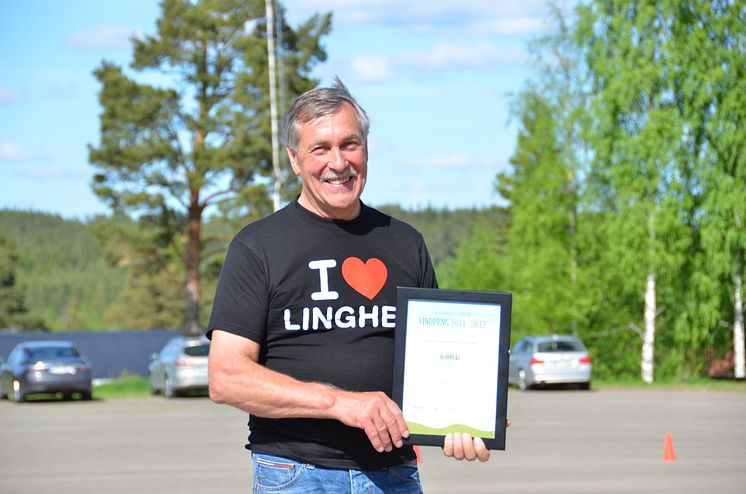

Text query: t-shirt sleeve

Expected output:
[418,235,438,289]
[206,236,269,344]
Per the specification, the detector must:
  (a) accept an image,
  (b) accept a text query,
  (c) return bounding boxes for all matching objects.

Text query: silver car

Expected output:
[148,336,209,397]
[509,335,592,390]
[0,341,93,402]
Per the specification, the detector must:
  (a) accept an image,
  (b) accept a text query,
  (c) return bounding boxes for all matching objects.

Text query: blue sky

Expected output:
[0,0,570,220]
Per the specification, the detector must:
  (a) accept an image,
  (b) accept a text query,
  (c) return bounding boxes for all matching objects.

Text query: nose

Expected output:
[328,147,347,172]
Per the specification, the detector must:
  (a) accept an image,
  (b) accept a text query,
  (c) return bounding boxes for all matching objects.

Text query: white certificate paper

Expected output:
[402,299,501,438]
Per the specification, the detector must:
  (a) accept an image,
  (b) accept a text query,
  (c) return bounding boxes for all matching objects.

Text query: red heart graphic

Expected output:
[341,257,388,300]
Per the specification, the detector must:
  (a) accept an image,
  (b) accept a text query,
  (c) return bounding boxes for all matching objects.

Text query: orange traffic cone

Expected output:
[414,445,422,463]
[662,432,676,462]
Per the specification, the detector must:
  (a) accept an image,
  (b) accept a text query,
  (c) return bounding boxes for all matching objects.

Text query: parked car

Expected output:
[0,341,93,402]
[148,336,209,398]
[509,335,592,390]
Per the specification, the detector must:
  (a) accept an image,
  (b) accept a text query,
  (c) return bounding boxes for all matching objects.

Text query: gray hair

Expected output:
[284,77,370,152]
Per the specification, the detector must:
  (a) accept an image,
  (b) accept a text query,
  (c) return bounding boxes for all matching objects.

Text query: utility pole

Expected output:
[265,0,281,212]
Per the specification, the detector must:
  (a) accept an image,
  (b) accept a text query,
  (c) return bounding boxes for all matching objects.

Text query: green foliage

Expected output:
[497,90,584,338]
[443,1,744,381]
[377,205,508,268]
[0,210,124,331]
[0,226,32,330]
[438,219,508,292]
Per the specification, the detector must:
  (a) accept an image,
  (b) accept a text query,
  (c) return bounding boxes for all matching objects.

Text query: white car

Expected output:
[509,335,592,390]
[148,336,209,397]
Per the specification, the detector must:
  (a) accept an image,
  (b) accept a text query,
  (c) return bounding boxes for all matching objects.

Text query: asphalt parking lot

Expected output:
[1,388,745,493]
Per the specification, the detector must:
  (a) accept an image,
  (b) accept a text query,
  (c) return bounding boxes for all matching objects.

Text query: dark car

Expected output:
[0,341,93,402]
[148,336,209,398]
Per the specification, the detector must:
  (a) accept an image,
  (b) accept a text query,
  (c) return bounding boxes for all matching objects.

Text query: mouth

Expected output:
[322,172,356,186]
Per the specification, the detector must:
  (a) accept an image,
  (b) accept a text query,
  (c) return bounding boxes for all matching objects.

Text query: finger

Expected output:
[371,415,394,452]
[452,431,465,460]
[380,411,404,448]
[443,433,454,457]
[363,419,386,453]
[377,405,402,444]
[385,401,410,440]
[506,418,511,428]
[461,433,477,461]
[474,437,491,462]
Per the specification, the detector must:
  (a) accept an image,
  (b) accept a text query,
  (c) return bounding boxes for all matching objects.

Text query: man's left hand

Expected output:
[442,433,490,462]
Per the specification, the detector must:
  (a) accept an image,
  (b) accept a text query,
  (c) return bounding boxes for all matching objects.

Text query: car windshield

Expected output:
[537,341,583,352]
[183,344,209,357]
[26,347,80,360]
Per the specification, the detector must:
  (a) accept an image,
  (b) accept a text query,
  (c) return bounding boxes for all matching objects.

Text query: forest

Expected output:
[1,1,743,383]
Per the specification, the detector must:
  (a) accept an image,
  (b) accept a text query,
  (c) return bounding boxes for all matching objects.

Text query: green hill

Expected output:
[0,206,504,331]
[0,210,125,331]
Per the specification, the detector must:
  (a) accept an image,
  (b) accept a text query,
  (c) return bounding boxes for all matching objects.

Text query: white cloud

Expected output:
[348,41,528,83]
[15,163,89,180]
[0,141,25,161]
[0,85,23,105]
[65,25,143,50]
[293,0,555,29]
[467,16,548,36]
[350,55,391,83]
[0,142,51,163]
[397,42,528,72]
[406,154,475,168]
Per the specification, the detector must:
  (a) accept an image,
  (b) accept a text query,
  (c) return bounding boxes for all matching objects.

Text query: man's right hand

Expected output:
[210,330,410,453]
[331,390,410,453]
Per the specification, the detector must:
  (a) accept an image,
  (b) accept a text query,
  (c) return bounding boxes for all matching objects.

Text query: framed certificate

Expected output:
[392,287,512,450]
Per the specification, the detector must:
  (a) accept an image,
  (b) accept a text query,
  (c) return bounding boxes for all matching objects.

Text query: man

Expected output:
[207,78,489,494]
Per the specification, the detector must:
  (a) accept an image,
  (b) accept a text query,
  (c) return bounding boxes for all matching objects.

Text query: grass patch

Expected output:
[593,377,746,392]
[94,374,150,398]
[93,374,210,399]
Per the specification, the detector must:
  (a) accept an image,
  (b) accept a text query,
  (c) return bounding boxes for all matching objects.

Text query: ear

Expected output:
[286,146,301,175]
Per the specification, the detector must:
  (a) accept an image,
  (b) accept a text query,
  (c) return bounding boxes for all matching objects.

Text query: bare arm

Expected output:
[208,329,409,453]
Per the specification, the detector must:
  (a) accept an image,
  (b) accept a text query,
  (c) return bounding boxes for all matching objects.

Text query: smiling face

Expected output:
[287,102,368,221]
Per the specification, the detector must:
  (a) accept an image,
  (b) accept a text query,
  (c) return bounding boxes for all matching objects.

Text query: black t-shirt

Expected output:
[207,200,438,469]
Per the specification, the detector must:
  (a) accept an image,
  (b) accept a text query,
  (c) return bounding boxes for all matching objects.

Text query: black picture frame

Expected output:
[392,287,512,450]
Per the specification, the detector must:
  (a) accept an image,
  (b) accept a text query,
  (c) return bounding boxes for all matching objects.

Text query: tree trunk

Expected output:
[183,191,202,336]
[734,249,745,379]
[641,272,656,384]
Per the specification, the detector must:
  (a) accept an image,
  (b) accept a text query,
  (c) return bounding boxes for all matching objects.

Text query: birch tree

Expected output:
[576,0,690,382]
[688,0,746,378]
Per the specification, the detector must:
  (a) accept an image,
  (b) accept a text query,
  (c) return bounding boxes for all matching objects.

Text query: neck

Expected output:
[297,195,361,221]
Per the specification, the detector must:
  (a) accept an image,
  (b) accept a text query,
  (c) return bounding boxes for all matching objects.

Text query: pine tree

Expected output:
[89,0,331,335]
[0,229,27,330]
[498,91,579,336]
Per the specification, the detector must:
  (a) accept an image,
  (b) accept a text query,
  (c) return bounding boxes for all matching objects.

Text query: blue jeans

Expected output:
[251,453,424,494]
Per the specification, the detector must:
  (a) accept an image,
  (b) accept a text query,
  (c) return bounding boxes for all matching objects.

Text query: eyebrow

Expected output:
[304,133,362,151]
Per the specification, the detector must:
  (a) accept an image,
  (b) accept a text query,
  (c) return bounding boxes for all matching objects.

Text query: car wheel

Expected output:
[149,377,159,396]
[13,380,26,403]
[518,369,530,391]
[579,381,591,391]
[81,391,93,401]
[164,376,177,398]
